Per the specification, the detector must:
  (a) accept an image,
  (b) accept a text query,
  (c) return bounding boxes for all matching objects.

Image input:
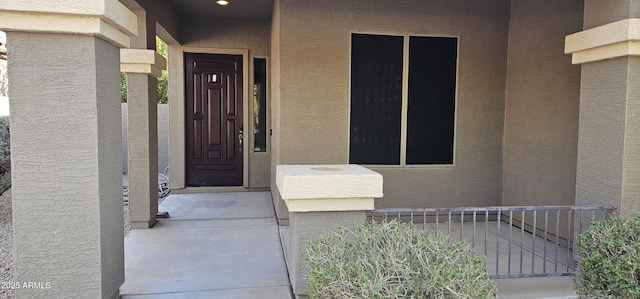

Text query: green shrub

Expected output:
[120,36,168,104]
[0,115,9,194]
[120,72,128,103]
[573,214,640,298]
[304,221,497,299]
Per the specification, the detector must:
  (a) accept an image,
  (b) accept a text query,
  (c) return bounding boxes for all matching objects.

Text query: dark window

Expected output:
[349,34,457,165]
[349,34,404,165]
[407,36,457,164]
[253,58,267,152]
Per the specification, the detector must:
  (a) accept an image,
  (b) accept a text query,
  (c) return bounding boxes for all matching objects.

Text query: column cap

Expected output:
[0,0,137,48]
[276,165,383,212]
[120,49,166,78]
[565,18,640,64]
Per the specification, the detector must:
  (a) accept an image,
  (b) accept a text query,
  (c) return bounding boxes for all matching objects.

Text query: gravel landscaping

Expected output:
[0,188,13,299]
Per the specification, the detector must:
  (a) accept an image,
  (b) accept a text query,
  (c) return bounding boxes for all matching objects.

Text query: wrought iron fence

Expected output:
[369,205,617,279]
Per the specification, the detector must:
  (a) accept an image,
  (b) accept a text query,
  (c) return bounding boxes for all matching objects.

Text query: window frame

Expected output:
[347,32,460,168]
[251,55,269,154]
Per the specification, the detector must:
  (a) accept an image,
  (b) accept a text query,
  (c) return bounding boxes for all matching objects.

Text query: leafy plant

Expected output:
[573,214,640,298]
[120,36,168,104]
[157,69,168,104]
[156,36,168,104]
[304,221,497,299]
[0,115,10,194]
[120,72,128,103]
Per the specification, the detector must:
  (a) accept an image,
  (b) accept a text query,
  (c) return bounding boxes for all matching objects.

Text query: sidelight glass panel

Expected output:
[253,58,267,152]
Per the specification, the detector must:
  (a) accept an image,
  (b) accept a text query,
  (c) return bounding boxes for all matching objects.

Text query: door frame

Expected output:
[169,47,250,189]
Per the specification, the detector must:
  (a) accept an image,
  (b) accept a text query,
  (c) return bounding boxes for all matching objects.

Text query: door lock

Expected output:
[238,125,243,152]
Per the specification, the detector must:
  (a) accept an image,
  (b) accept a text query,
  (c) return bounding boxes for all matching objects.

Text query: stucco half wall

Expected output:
[270,0,511,216]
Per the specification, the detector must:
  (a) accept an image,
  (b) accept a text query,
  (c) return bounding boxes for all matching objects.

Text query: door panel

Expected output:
[186,53,243,186]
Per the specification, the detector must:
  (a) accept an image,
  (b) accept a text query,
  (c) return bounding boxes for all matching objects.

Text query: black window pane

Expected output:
[406,36,457,165]
[253,58,267,152]
[349,34,403,165]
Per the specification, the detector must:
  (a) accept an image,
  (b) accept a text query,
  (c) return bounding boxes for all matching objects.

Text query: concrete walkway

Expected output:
[120,191,293,299]
[496,277,577,299]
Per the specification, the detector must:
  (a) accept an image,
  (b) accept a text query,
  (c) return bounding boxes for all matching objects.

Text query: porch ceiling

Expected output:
[170,0,274,20]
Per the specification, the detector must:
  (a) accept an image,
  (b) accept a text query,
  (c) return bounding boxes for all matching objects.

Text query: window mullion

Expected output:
[400,35,410,166]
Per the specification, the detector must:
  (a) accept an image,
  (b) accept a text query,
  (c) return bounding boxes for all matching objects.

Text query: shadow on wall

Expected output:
[122,103,169,174]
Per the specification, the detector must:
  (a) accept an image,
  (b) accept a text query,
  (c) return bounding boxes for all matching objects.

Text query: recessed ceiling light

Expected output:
[216,0,229,5]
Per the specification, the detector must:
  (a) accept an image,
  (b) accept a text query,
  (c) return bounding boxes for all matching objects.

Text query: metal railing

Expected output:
[369,205,617,279]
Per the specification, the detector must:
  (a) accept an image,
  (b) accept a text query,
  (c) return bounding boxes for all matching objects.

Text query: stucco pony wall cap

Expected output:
[276,164,383,200]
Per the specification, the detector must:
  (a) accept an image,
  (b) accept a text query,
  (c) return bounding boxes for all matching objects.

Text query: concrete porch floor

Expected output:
[121,191,577,299]
[120,191,293,299]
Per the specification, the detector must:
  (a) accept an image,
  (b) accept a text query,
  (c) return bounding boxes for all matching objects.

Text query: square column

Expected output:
[565,11,640,217]
[276,165,383,298]
[0,1,137,298]
[167,44,186,190]
[121,49,165,228]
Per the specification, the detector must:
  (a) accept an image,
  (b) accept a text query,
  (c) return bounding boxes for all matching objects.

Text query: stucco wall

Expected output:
[576,57,640,217]
[181,18,270,54]
[168,18,272,189]
[272,0,510,209]
[157,104,169,173]
[583,0,640,30]
[10,32,124,299]
[573,2,640,218]
[133,0,181,44]
[270,0,285,219]
[122,103,168,174]
[502,0,584,207]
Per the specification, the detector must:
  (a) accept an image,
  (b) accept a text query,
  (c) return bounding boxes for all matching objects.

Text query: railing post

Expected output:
[276,165,383,299]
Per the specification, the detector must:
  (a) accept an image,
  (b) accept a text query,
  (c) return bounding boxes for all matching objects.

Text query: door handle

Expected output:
[238,125,243,152]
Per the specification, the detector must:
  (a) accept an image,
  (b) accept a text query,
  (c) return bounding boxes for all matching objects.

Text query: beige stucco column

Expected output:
[167,43,186,190]
[276,165,383,298]
[121,49,165,228]
[0,0,136,298]
[565,2,640,217]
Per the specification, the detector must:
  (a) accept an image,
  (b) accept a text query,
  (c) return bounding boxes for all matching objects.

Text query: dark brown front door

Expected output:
[186,53,243,186]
